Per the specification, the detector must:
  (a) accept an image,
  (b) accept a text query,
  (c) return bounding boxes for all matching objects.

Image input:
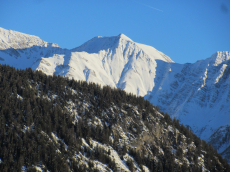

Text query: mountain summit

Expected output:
[0,28,230,162]
[72,33,172,62]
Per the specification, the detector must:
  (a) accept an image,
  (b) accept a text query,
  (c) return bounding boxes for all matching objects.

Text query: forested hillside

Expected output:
[0,64,229,171]
[1,28,230,162]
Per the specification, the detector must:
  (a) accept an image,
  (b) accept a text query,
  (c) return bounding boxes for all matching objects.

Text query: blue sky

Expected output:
[1,0,230,64]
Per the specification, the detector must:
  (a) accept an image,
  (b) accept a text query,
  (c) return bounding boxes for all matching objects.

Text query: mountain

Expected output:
[0,27,62,69]
[0,64,229,171]
[0,27,172,97]
[145,51,230,161]
[0,27,230,162]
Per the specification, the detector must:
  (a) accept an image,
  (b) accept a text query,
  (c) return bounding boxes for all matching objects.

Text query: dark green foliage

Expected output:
[126,158,134,172]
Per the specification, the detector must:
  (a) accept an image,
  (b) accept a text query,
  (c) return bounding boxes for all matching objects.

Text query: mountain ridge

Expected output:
[0,27,230,162]
[0,27,60,50]
[0,27,173,97]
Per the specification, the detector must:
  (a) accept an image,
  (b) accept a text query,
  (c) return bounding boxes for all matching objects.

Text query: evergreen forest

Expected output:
[0,64,229,171]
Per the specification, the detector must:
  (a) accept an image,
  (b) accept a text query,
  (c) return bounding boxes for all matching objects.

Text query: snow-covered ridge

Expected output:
[145,51,230,161]
[0,27,173,97]
[210,51,230,66]
[0,27,60,50]
[72,33,172,63]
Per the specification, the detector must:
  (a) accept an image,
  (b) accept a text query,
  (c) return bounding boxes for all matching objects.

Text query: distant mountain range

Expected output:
[0,27,229,162]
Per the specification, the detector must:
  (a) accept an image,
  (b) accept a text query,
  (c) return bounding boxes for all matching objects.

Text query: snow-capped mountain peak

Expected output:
[72,33,133,53]
[118,33,133,42]
[72,33,172,62]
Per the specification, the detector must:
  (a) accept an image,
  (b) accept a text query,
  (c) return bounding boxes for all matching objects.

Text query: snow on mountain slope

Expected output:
[0,27,59,50]
[0,27,65,69]
[145,51,230,160]
[71,33,173,96]
[0,28,173,96]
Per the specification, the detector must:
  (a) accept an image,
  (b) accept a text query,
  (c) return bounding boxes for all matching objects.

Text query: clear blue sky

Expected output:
[1,0,230,64]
